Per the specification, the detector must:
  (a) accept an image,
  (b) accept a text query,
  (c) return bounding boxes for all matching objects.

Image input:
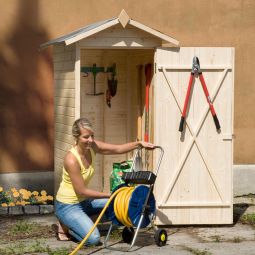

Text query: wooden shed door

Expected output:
[154,47,234,225]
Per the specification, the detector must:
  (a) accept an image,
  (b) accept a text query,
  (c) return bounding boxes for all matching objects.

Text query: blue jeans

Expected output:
[55,198,108,246]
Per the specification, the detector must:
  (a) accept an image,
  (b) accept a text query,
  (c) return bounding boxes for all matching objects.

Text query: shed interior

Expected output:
[80,49,154,192]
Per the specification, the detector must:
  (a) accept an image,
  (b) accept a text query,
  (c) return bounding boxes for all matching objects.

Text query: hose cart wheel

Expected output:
[154,229,168,247]
[122,226,134,244]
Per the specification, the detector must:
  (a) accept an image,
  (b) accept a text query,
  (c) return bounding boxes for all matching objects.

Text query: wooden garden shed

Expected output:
[41,10,234,225]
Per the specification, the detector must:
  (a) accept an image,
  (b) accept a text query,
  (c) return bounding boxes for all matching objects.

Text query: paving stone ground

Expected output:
[0,197,254,255]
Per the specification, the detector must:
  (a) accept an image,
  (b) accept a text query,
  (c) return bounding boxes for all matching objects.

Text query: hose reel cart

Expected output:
[104,146,168,251]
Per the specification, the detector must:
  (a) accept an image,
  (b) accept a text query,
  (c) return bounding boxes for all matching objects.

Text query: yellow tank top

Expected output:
[56,147,95,204]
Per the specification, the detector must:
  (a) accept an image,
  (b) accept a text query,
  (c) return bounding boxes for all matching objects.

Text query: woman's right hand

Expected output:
[139,141,155,149]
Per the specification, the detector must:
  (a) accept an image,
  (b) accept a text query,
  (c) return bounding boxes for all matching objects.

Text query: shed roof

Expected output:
[40,10,179,49]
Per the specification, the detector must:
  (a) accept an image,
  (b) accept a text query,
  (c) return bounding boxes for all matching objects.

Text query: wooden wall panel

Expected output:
[53,44,76,192]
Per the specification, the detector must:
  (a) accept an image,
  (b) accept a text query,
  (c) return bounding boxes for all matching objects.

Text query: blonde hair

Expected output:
[72,118,94,141]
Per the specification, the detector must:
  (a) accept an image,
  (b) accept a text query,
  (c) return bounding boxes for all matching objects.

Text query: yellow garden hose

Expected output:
[69,186,134,255]
[114,186,134,227]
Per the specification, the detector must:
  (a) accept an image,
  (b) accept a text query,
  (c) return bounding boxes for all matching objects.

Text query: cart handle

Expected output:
[130,146,164,176]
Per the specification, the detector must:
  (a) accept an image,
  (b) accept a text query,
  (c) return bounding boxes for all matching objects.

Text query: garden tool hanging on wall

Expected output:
[144,63,152,142]
[179,56,221,132]
[106,63,118,107]
[144,63,152,170]
[81,64,104,96]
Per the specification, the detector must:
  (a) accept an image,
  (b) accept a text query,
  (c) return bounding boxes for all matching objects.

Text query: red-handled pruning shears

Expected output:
[179,56,221,132]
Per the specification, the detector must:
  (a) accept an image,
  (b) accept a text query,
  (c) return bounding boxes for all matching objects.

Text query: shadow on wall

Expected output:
[0,0,54,173]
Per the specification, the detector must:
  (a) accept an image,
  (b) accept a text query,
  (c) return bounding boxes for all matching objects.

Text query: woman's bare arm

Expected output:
[93,140,154,155]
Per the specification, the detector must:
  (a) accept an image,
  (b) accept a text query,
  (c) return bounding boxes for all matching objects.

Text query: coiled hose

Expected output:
[69,186,135,255]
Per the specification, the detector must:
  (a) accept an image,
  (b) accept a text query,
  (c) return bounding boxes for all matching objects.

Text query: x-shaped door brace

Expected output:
[158,66,231,208]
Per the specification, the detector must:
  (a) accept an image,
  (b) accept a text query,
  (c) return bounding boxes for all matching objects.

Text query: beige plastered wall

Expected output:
[0,0,254,174]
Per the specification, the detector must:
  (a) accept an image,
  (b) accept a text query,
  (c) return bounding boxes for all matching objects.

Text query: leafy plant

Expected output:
[0,187,12,205]
[0,186,53,207]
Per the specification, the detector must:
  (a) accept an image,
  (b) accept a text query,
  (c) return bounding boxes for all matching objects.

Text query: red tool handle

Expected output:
[199,74,221,130]
[179,74,195,132]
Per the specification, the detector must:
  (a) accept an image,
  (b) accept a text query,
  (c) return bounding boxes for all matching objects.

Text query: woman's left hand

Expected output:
[139,141,155,149]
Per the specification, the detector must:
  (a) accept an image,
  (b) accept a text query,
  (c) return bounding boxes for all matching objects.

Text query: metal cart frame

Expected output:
[104,146,167,251]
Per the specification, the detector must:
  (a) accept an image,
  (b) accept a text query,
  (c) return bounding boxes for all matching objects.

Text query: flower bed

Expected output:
[0,187,54,215]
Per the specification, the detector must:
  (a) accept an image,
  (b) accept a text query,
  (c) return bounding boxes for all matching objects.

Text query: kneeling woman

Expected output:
[54,117,154,245]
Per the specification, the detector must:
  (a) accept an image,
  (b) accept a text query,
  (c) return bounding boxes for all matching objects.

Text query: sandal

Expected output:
[51,223,71,241]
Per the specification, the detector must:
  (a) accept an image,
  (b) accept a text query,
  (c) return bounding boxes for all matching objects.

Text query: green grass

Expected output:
[186,247,213,255]
[0,240,46,255]
[233,236,242,243]
[240,213,255,226]
[0,240,73,255]
[46,246,71,255]
[237,193,255,198]
[9,220,39,235]
[0,220,74,254]
[110,229,122,240]
[211,235,221,242]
